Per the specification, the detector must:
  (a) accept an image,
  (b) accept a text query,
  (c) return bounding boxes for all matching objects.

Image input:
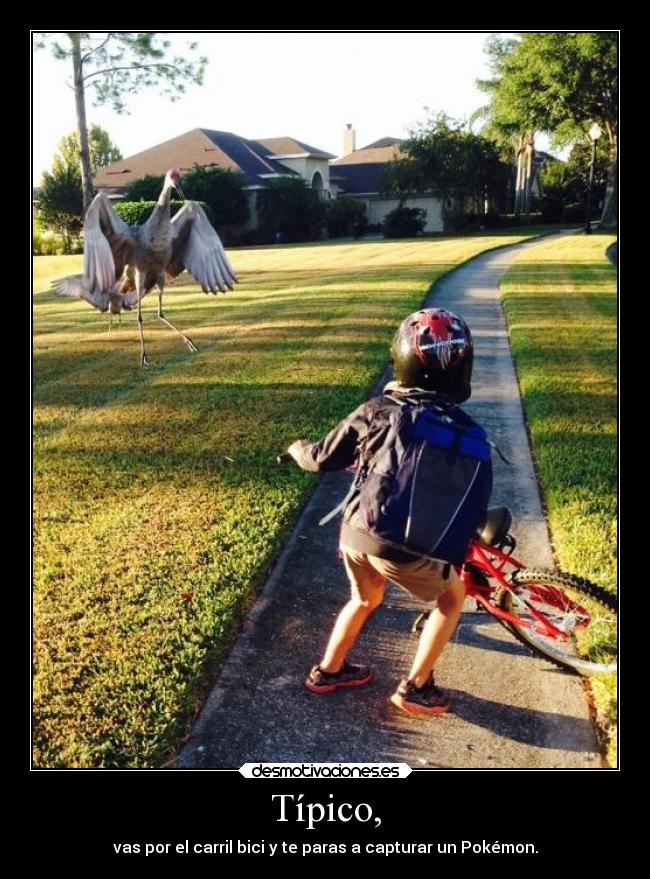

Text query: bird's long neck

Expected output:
[157,179,175,208]
[141,180,174,250]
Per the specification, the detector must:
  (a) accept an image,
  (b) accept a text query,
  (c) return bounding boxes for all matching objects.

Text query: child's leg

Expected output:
[319,549,386,673]
[407,574,466,687]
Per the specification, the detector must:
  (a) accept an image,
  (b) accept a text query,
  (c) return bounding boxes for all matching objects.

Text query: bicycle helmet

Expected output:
[390,307,473,402]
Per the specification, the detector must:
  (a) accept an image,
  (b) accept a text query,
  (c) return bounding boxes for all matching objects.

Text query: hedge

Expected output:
[114,200,215,228]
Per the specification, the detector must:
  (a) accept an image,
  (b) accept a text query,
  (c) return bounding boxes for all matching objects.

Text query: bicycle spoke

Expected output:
[499,570,617,675]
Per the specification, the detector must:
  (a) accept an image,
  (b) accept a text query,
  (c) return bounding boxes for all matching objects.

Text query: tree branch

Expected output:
[82,61,185,82]
[81,34,113,64]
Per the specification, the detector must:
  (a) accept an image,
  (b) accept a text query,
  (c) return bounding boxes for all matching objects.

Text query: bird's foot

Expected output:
[184,337,198,353]
[140,354,149,369]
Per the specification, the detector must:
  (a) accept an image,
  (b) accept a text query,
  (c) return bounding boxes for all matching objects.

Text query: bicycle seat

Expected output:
[475,507,512,546]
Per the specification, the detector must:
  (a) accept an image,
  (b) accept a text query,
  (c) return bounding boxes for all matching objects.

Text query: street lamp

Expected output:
[584,122,603,233]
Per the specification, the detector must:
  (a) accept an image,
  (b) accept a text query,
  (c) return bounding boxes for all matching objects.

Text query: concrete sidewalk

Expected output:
[178,232,603,770]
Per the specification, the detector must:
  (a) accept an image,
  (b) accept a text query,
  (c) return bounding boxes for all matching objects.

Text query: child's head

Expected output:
[390,308,473,402]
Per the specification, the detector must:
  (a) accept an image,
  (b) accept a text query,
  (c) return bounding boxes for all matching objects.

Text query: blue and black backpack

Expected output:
[345,399,493,565]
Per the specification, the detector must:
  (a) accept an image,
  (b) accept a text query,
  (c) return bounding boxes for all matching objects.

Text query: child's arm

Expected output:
[287,403,371,473]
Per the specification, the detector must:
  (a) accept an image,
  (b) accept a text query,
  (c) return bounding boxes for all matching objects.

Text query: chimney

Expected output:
[343,123,356,156]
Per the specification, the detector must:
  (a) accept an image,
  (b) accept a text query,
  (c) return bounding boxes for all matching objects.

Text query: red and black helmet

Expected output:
[390,308,474,402]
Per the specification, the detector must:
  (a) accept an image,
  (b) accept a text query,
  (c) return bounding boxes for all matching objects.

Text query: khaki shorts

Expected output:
[340,545,460,604]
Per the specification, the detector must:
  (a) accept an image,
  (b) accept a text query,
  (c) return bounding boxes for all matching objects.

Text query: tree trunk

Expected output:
[513,136,524,215]
[522,134,534,216]
[69,33,94,212]
[513,133,535,216]
[515,132,535,216]
[600,126,618,229]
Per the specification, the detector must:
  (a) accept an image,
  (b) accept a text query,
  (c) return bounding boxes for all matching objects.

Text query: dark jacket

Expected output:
[293,382,465,562]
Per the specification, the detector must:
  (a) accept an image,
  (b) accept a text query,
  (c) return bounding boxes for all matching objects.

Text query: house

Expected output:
[93,128,336,232]
[330,126,443,232]
[93,124,445,233]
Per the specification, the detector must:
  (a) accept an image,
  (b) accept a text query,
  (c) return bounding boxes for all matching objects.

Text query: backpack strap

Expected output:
[318,463,368,526]
[318,399,420,528]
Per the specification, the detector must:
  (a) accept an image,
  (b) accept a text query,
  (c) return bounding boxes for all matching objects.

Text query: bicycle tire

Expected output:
[497,568,617,676]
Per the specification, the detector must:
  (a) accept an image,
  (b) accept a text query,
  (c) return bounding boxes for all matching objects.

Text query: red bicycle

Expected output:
[413,507,617,677]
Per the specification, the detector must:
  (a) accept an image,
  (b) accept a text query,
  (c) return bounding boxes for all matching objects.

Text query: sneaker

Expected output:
[390,676,452,716]
[305,661,372,694]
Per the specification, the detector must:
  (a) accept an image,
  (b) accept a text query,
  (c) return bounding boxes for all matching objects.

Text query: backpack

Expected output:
[335,399,493,565]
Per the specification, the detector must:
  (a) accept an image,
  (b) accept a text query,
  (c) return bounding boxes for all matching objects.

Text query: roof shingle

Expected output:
[256,137,335,158]
[332,143,403,166]
[330,163,393,195]
[93,128,334,193]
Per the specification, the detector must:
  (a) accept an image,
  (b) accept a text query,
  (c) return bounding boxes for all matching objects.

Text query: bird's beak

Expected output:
[174,181,185,201]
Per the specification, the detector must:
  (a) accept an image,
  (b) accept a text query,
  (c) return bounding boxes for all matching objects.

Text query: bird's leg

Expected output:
[137,296,148,369]
[157,289,198,353]
[108,315,113,333]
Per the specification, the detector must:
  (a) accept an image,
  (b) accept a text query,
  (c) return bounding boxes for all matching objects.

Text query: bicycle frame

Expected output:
[462,541,585,641]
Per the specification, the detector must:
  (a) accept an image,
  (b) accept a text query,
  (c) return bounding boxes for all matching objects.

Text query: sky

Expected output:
[32,31,555,185]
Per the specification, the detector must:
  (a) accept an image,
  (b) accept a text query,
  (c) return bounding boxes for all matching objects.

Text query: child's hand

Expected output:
[288,439,310,462]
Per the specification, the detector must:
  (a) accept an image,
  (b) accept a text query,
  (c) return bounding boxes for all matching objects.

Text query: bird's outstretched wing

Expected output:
[53,274,113,312]
[168,202,238,293]
[83,192,135,292]
[53,193,135,311]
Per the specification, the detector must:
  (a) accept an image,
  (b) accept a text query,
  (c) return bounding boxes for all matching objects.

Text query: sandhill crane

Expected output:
[54,169,238,367]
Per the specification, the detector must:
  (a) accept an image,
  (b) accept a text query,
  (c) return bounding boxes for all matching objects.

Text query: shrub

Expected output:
[122,174,166,201]
[32,221,42,255]
[441,214,494,232]
[496,212,543,227]
[383,206,427,238]
[540,196,565,223]
[123,167,249,231]
[33,228,82,255]
[480,212,503,229]
[181,166,249,229]
[114,200,214,228]
[227,229,276,247]
[562,202,585,223]
[256,179,325,243]
[325,196,367,238]
[444,212,487,232]
[443,211,546,232]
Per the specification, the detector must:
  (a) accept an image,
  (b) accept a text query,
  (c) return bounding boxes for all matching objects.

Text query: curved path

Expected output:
[179,232,603,770]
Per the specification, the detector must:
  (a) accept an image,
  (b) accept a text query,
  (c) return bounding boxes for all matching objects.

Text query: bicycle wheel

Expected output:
[498,568,617,676]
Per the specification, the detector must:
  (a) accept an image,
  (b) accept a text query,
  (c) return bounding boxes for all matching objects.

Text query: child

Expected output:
[287,308,491,716]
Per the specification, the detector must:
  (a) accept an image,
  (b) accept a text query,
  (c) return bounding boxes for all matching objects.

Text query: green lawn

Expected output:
[33,229,566,768]
[499,231,617,765]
